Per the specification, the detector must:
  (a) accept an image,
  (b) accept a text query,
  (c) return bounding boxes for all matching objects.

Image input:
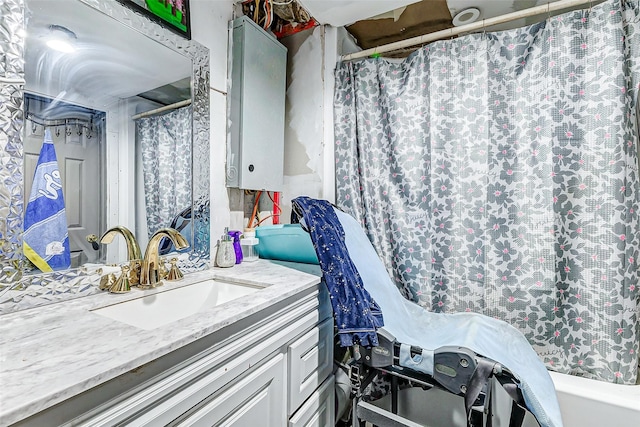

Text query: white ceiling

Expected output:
[25,0,192,111]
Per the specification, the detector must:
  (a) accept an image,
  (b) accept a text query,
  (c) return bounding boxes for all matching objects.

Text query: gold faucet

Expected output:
[99,226,142,261]
[99,226,143,286]
[139,227,189,288]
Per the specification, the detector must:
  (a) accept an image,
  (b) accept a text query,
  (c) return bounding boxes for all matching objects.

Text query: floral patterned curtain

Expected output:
[137,106,192,237]
[334,0,640,384]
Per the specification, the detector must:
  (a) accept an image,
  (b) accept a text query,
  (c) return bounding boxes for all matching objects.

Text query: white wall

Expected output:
[189,2,349,253]
[277,25,352,222]
[189,0,332,249]
[279,27,327,222]
[278,25,362,221]
[189,0,235,255]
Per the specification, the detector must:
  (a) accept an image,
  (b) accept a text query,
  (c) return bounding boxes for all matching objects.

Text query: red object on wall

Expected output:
[272,192,281,224]
[274,19,317,39]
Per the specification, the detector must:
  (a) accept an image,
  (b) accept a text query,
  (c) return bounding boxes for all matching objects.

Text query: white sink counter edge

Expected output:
[0,260,322,426]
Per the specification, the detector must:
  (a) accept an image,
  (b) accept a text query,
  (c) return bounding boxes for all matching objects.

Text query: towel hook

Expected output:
[55,127,61,138]
[76,124,82,136]
[87,118,94,139]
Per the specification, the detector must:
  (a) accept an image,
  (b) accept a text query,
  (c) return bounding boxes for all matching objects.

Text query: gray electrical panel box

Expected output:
[227,16,287,191]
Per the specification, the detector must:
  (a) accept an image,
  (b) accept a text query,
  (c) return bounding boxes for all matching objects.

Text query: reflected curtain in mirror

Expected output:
[136,106,192,241]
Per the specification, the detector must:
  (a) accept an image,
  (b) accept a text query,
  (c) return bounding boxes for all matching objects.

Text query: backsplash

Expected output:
[0,269,102,315]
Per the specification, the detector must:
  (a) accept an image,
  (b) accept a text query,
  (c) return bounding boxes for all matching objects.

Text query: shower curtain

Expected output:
[137,106,192,238]
[334,0,640,384]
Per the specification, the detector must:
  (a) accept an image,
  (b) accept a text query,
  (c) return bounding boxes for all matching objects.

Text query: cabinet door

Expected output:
[228,16,286,191]
[288,318,333,414]
[289,376,335,427]
[172,353,287,427]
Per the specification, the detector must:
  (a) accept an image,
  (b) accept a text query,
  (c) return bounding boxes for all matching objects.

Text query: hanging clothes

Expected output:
[23,129,71,272]
[292,196,384,347]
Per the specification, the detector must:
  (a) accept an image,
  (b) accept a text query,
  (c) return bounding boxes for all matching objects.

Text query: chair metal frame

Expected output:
[339,328,529,427]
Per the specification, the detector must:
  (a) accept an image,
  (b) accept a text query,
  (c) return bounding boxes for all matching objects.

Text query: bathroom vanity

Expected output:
[0,261,333,427]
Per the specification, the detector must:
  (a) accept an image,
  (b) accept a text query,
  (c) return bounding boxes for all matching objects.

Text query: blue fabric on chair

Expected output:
[292,196,383,347]
[293,196,564,427]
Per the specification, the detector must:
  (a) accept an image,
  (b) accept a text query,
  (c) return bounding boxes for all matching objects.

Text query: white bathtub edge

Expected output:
[549,371,640,412]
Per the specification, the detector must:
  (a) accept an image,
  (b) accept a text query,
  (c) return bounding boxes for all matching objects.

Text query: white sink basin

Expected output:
[92,280,260,330]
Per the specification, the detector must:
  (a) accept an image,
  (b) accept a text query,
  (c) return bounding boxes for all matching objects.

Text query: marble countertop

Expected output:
[0,260,322,426]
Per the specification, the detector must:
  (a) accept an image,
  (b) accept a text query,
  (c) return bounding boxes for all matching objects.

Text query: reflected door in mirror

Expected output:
[24,94,105,268]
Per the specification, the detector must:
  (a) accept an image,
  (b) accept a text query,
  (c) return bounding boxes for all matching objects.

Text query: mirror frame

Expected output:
[0,0,210,312]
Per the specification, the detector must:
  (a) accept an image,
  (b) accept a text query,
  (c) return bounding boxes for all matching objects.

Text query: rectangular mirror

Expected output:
[0,0,210,314]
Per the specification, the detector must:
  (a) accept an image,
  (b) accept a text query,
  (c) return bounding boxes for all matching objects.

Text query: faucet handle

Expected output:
[166,257,184,281]
[109,265,132,294]
[99,272,116,291]
[86,234,100,250]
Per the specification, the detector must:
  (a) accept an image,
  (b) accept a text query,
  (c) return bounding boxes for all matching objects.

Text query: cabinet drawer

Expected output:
[172,353,287,426]
[288,317,333,414]
[289,375,335,427]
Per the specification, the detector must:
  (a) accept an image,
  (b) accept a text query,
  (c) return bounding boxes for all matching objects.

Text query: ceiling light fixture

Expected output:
[452,7,481,27]
[46,24,77,53]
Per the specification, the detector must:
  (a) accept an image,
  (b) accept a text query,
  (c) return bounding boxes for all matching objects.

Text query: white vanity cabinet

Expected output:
[288,318,334,414]
[12,283,334,427]
[289,376,335,427]
[170,352,287,426]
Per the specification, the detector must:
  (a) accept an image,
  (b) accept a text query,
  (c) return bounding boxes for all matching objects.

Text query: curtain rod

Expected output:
[340,0,598,61]
[132,98,191,120]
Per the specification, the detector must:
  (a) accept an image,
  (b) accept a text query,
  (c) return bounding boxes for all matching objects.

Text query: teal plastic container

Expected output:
[255,224,319,265]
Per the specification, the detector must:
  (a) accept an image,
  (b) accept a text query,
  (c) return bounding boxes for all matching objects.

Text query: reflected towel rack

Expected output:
[132,99,192,120]
[25,111,100,139]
